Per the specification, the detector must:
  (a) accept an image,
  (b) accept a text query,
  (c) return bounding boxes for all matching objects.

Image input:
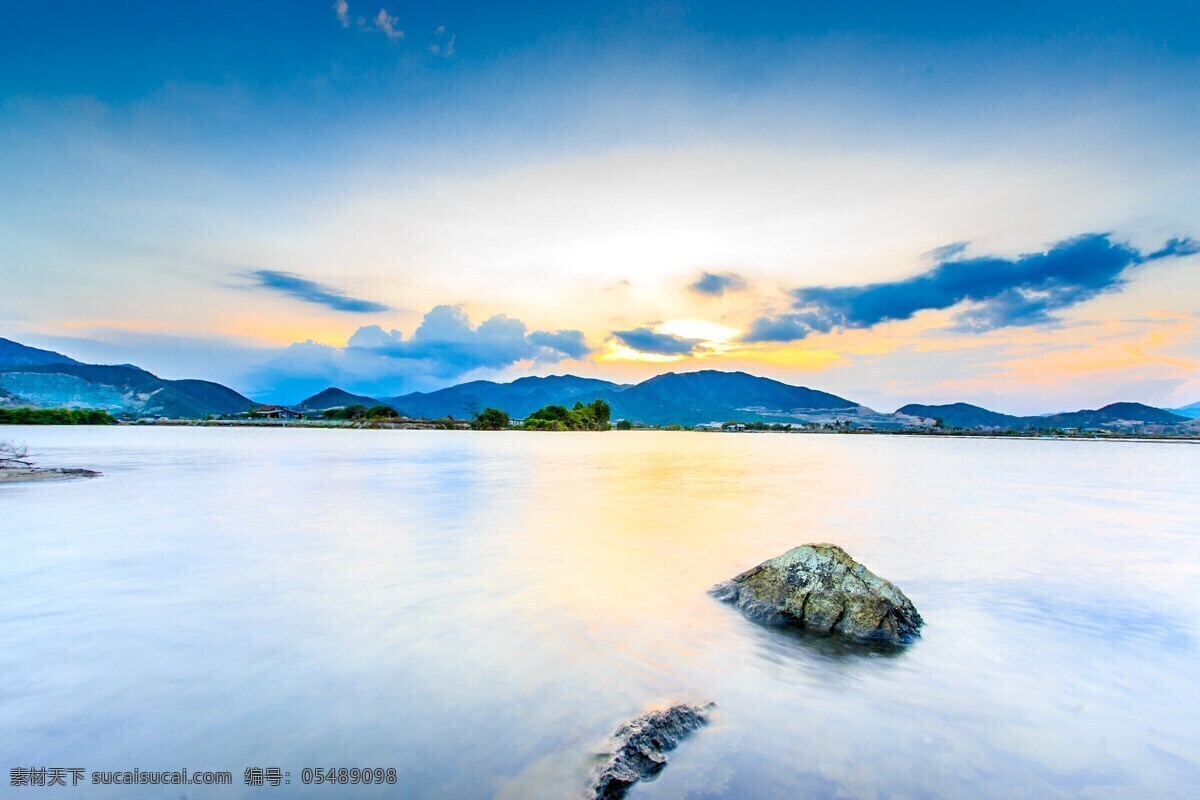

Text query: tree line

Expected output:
[0,407,115,425]
[472,399,618,431]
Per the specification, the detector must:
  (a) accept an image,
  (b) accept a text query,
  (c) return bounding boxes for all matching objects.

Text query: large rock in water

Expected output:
[592,704,712,800]
[710,544,922,644]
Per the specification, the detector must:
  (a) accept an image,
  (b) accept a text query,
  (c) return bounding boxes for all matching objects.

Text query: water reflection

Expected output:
[1,428,1198,798]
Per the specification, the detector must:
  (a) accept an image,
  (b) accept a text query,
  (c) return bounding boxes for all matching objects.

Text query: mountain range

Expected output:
[0,337,254,418]
[1,335,1196,431]
[898,401,1191,430]
[384,375,626,420]
[1175,401,1200,419]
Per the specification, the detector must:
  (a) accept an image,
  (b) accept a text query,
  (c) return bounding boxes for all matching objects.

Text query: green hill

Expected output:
[297,387,384,411]
[896,402,1027,429]
[0,359,254,418]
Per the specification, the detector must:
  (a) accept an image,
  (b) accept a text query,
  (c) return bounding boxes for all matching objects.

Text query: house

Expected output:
[723,423,747,432]
[252,405,304,420]
[508,418,525,427]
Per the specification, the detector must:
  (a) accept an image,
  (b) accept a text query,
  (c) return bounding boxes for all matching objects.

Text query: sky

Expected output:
[1,0,1198,412]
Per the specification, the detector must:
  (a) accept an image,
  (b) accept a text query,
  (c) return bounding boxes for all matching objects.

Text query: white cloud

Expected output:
[247,306,593,401]
[333,0,349,28]
[374,9,403,40]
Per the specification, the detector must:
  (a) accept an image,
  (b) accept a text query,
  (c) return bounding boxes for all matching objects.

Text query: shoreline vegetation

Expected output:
[0,402,1197,442]
[0,407,115,425]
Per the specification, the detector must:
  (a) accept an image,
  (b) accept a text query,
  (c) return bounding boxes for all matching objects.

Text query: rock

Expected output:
[710,544,922,644]
[592,704,712,800]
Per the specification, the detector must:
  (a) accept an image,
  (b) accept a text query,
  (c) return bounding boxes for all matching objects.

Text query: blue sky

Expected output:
[1,1,1198,410]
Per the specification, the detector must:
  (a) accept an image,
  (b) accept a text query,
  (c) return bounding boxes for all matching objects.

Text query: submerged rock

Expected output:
[710,544,922,644]
[592,703,712,800]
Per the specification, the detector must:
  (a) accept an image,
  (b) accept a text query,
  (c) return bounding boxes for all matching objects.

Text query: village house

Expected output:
[251,405,304,420]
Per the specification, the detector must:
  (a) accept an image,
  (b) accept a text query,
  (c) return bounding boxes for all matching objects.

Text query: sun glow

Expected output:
[656,319,739,343]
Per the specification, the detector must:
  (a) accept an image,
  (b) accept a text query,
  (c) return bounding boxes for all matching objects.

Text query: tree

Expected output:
[0,440,33,469]
[474,408,509,430]
[589,398,611,426]
[616,419,633,430]
[365,405,399,420]
[324,405,368,421]
[0,407,114,425]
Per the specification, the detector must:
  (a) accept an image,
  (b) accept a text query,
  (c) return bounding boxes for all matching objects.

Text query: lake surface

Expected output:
[2,427,1198,799]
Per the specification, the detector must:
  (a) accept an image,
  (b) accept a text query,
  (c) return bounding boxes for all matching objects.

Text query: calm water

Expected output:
[2,427,1198,799]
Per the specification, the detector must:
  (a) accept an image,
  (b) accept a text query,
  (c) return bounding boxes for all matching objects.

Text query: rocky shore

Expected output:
[0,468,100,483]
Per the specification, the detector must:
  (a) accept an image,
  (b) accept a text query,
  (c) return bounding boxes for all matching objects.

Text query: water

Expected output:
[2,427,1198,799]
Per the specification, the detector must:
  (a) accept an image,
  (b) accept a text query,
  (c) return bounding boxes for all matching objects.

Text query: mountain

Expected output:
[297,387,383,411]
[598,370,861,426]
[1039,402,1189,429]
[1174,401,1200,419]
[0,337,80,367]
[898,400,1190,431]
[896,402,1028,430]
[0,338,254,417]
[386,375,625,419]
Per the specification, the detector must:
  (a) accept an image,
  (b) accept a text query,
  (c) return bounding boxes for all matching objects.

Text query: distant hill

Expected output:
[386,375,625,419]
[598,370,860,426]
[1039,402,1189,429]
[2,333,1193,429]
[0,337,80,367]
[896,402,1028,429]
[0,338,254,417]
[1175,401,1200,419]
[297,387,383,411]
[897,400,1189,431]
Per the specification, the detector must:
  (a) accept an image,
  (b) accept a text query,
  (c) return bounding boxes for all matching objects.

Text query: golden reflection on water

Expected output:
[4,427,1199,799]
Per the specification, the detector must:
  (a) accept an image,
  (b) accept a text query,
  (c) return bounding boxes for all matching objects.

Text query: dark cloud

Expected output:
[743,233,1196,342]
[611,327,704,355]
[1147,237,1200,260]
[246,269,392,313]
[689,271,748,296]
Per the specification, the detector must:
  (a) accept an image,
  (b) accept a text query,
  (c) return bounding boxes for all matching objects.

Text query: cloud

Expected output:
[332,0,349,27]
[250,306,592,401]
[430,26,456,57]
[374,9,403,39]
[1147,237,1200,260]
[743,233,1197,342]
[921,241,968,263]
[527,329,592,359]
[245,270,392,313]
[346,324,402,349]
[345,305,589,372]
[611,327,704,355]
[689,271,748,296]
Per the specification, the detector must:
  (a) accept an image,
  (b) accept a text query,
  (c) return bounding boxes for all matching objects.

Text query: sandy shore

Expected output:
[0,468,101,483]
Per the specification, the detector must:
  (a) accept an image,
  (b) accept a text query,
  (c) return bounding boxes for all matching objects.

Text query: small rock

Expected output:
[592,703,712,800]
[710,544,922,644]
